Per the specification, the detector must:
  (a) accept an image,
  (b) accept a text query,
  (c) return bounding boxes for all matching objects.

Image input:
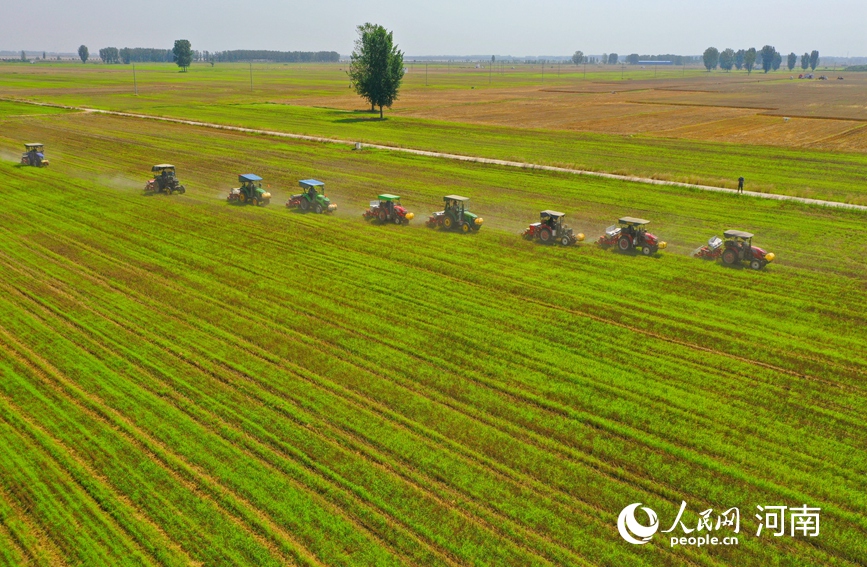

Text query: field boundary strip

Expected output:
[5,97,867,212]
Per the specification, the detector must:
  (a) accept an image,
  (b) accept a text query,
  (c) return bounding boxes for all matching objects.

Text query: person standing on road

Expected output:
[737,176,745,194]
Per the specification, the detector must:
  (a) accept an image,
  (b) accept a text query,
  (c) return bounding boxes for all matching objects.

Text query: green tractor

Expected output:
[227,174,271,206]
[20,143,49,167]
[286,179,337,213]
[145,164,186,194]
[426,195,484,232]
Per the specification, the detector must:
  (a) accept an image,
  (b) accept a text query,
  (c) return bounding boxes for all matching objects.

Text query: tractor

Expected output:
[20,143,49,167]
[426,195,484,232]
[286,179,336,214]
[145,164,186,195]
[522,210,584,246]
[597,217,667,255]
[227,174,271,206]
[363,194,415,225]
[694,230,775,270]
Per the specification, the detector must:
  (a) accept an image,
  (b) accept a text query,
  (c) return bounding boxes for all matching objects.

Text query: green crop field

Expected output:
[0,64,866,567]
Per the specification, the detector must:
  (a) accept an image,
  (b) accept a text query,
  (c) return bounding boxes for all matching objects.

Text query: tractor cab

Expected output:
[721,230,775,269]
[227,174,271,206]
[598,216,666,255]
[152,164,176,179]
[377,193,402,211]
[427,195,484,232]
[523,210,584,245]
[286,179,336,213]
[21,143,49,167]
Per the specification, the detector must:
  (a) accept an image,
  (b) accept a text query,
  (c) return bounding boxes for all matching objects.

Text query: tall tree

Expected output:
[702,47,719,71]
[735,49,745,70]
[744,48,757,74]
[787,52,797,71]
[626,53,639,65]
[78,45,88,63]
[719,48,735,71]
[607,53,618,65]
[601,53,608,65]
[348,23,405,119]
[571,50,584,65]
[801,52,810,70]
[173,39,192,71]
[760,45,776,73]
[20,50,27,62]
[810,50,819,70]
[99,47,120,64]
[772,51,782,71]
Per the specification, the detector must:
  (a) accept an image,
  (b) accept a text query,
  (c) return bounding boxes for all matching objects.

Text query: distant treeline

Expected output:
[209,50,340,63]
[845,65,867,71]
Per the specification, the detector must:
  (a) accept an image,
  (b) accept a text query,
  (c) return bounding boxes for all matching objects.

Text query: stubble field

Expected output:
[0,63,866,567]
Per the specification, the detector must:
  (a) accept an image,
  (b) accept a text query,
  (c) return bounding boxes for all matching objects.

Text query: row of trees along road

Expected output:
[76,41,192,70]
[703,46,819,73]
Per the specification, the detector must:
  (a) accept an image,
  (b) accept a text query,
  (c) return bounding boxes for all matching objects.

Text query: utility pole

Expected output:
[558,61,560,77]
[249,61,253,91]
[425,62,428,86]
[584,61,586,79]
[489,60,492,84]
[621,62,624,80]
[133,63,138,95]
[541,59,544,82]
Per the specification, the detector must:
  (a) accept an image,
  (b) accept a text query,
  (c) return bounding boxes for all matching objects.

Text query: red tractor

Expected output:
[522,210,584,246]
[694,230,775,270]
[597,217,667,255]
[363,194,415,225]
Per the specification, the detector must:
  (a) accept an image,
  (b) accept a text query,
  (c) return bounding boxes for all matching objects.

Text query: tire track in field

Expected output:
[0,393,193,567]
[0,326,323,567]
[14,189,867,519]
[0,243,600,567]
[4,97,866,211]
[0,237,707,567]
[8,202,867,540]
[8,227,848,567]
[3,232,856,567]
[3,193,864,560]
[0,482,63,567]
[0,268,457,567]
[5,249,607,567]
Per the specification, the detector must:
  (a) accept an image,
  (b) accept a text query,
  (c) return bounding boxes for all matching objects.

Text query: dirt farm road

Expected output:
[7,98,867,212]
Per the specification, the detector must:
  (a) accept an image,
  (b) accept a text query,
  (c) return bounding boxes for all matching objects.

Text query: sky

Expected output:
[2,0,865,57]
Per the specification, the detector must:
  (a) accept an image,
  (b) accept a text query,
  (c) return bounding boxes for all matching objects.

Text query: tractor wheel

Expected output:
[561,236,571,246]
[178,186,186,194]
[378,209,388,223]
[300,199,309,211]
[314,203,324,214]
[461,222,470,233]
[750,260,763,270]
[722,249,738,265]
[539,228,552,243]
[166,188,173,195]
[251,197,259,206]
[617,235,632,252]
[394,216,402,225]
[642,245,653,256]
[239,193,247,204]
[443,216,453,230]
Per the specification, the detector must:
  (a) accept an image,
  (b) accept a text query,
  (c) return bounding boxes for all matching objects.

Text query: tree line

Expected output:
[702,46,819,73]
[572,51,699,66]
[210,50,339,63]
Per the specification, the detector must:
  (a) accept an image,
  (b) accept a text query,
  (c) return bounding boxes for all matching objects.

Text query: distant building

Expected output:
[638,61,673,65]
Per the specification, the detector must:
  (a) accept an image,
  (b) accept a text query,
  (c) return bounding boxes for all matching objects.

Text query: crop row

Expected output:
[1,165,864,565]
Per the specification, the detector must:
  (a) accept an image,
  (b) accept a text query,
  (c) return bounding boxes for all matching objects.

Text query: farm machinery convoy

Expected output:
[522,210,584,246]
[693,230,775,269]
[426,195,484,232]
[287,179,336,213]
[36,155,771,269]
[227,174,272,206]
[363,194,415,224]
[20,143,49,167]
[145,164,186,195]
[597,217,667,255]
